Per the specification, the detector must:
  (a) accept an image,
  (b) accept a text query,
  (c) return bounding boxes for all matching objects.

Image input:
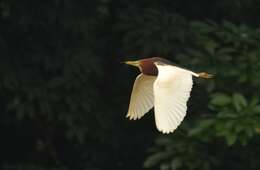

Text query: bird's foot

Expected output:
[198,72,214,79]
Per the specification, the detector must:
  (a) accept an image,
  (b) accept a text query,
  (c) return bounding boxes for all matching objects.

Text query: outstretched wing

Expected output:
[126,74,156,120]
[153,64,193,133]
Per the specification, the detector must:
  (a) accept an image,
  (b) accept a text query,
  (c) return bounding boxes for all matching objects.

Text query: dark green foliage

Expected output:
[1,0,260,170]
[144,21,260,170]
[118,8,188,56]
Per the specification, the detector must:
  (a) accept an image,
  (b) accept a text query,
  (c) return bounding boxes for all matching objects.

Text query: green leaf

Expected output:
[232,93,247,111]
[217,110,237,118]
[217,47,235,54]
[235,124,244,133]
[155,137,173,146]
[253,105,260,113]
[205,40,218,55]
[250,96,259,106]
[188,119,215,136]
[191,21,215,33]
[144,152,173,168]
[210,93,231,106]
[226,134,237,146]
[245,127,254,138]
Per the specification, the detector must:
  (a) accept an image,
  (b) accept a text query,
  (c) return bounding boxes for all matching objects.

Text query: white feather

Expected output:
[126,74,156,120]
[153,64,193,133]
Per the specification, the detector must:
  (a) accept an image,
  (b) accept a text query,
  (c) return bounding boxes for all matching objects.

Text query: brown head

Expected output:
[124,57,174,76]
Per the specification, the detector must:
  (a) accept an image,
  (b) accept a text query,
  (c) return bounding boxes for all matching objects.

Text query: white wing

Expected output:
[126,73,156,120]
[153,64,193,133]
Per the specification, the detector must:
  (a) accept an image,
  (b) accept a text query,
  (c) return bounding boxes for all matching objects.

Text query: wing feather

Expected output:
[126,74,156,120]
[153,65,193,133]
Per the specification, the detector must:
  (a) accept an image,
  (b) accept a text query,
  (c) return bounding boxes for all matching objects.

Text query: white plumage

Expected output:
[126,63,197,133]
[126,74,156,120]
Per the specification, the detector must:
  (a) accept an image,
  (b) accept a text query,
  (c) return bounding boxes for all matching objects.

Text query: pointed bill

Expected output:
[126,74,156,120]
[153,64,193,133]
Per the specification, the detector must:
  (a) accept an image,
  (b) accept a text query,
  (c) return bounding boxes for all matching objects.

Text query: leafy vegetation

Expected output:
[1,0,260,170]
[144,21,260,170]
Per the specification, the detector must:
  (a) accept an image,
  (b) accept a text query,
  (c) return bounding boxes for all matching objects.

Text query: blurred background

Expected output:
[1,0,260,170]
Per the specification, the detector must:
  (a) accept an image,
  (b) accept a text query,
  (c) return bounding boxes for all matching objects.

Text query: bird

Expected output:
[124,57,213,134]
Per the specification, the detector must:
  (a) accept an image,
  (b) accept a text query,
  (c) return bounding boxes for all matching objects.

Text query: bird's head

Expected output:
[124,58,157,76]
[124,57,173,76]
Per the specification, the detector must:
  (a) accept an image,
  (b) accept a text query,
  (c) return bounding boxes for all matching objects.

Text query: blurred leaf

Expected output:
[210,93,231,106]
[144,152,173,168]
[226,134,237,146]
[232,93,247,111]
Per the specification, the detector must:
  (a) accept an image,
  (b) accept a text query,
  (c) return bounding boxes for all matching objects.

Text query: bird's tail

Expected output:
[197,72,214,79]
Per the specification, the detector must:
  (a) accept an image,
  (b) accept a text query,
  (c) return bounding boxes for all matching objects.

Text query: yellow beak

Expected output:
[124,61,140,67]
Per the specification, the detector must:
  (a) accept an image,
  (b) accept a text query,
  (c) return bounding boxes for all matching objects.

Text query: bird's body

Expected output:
[125,57,212,134]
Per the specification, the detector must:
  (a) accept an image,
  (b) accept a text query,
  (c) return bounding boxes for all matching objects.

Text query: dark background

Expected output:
[1,0,260,170]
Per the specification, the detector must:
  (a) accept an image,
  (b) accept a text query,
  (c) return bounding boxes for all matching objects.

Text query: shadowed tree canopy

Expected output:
[1,0,260,170]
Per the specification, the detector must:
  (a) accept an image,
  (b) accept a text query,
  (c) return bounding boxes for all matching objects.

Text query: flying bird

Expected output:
[125,57,213,134]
